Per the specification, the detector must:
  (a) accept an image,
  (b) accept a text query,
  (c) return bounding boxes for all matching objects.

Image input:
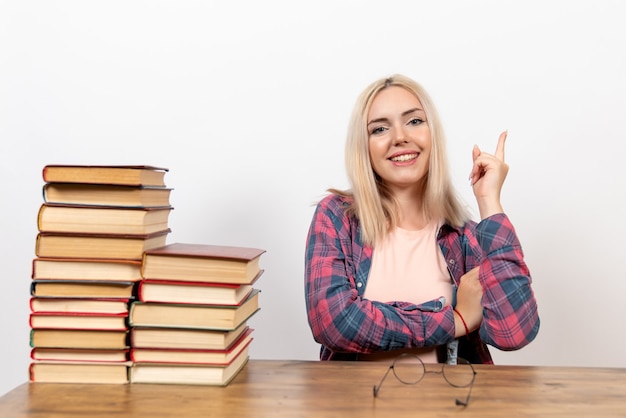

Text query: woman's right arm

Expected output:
[304,196,460,355]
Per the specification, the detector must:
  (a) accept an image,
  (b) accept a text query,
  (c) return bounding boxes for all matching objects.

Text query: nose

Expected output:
[394,126,409,145]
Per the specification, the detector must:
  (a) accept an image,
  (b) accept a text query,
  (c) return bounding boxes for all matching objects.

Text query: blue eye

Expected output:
[409,118,424,126]
[370,126,386,135]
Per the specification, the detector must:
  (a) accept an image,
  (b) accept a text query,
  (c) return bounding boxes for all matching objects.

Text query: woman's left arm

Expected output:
[473,214,540,350]
[468,131,540,349]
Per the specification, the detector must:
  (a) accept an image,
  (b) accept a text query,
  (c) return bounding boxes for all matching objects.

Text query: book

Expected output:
[31,348,129,363]
[142,243,266,284]
[137,276,260,305]
[31,280,135,299]
[32,258,142,282]
[29,312,128,330]
[42,164,168,186]
[30,298,130,315]
[35,230,170,260]
[129,289,260,330]
[129,344,250,386]
[37,203,173,235]
[43,183,172,207]
[130,323,249,350]
[30,329,129,349]
[29,361,130,384]
[130,328,253,365]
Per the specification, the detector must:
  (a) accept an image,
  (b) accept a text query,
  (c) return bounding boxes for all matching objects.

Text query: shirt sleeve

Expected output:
[304,195,456,355]
[471,214,540,350]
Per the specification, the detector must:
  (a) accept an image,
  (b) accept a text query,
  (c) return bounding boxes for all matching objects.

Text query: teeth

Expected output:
[390,154,417,162]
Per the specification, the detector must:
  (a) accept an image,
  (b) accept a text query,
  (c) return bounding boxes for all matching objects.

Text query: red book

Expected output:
[137,272,261,305]
[31,347,130,363]
[130,328,253,365]
[130,324,249,351]
[29,298,130,315]
[128,345,250,386]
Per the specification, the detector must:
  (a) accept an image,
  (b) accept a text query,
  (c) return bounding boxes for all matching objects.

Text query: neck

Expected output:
[392,188,428,231]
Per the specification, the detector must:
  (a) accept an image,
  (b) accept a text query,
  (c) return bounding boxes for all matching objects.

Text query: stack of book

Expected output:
[128,243,265,386]
[29,165,173,384]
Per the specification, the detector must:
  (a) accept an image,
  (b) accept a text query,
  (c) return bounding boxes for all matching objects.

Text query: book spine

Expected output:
[36,204,44,231]
[28,363,35,382]
[136,281,145,301]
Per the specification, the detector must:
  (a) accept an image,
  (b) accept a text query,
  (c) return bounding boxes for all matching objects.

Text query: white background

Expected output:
[1,0,625,396]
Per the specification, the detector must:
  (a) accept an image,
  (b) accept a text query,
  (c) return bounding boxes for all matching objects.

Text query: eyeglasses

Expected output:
[372,353,477,406]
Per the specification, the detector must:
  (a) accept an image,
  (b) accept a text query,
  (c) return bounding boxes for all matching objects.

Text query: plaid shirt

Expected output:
[305,194,539,363]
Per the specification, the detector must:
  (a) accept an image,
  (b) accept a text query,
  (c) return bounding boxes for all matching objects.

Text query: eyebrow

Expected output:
[367,107,424,126]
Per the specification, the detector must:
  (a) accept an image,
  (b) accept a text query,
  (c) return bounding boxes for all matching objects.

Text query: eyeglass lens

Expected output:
[392,354,474,388]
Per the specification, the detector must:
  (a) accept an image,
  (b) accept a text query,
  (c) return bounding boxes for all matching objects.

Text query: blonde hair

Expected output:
[330,74,470,246]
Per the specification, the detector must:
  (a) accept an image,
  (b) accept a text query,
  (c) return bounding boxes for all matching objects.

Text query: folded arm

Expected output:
[472,214,540,350]
[305,197,457,354]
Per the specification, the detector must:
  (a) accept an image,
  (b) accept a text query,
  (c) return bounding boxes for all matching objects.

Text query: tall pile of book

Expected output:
[128,243,265,386]
[29,165,173,384]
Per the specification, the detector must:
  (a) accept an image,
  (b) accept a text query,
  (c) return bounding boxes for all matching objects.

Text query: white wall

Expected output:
[2,0,625,396]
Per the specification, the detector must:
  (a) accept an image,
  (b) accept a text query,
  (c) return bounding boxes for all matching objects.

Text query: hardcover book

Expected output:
[130,323,249,351]
[29,312,128,331]
[29,361,130,384]
[137,276,260,306]
[32,258,143,282]
[37,203,172,235]
[130,328,253,365]
[31,348,129,363]
[29,298,130,315]
[30,329,129,349]
[42,164,168,187]
[31,280,135,299]
[129,344,250,386]
[43,183,172,207]
[129,290,260,330]
[35,230,170,260]
[142,243,266,284]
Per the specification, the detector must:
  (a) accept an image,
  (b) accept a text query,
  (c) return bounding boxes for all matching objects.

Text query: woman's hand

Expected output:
[454,267,483,337]
[469,131,509,219]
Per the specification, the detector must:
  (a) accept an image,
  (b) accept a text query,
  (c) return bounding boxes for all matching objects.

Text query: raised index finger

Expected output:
[495,131,507,161]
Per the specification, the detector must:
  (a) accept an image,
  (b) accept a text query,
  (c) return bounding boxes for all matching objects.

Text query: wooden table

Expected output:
[1,360,625,417]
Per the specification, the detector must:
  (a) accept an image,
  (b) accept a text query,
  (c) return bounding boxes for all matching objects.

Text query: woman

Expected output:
[304,74,539,363]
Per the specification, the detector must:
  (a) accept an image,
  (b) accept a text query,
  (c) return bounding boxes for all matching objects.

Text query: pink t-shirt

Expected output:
[362,220,452,363]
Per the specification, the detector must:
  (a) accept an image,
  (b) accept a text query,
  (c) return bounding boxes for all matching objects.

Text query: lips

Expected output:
[389,153,418,162]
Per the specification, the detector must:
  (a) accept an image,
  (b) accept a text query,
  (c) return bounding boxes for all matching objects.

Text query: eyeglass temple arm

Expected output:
[454,374,475,407]
[372,365,393,397]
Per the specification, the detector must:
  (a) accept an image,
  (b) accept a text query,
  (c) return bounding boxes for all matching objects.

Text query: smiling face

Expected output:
[367,86,432,194]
